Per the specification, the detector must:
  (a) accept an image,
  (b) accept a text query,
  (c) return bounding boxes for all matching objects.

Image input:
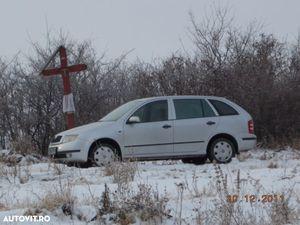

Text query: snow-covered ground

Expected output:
[0,148,300,225]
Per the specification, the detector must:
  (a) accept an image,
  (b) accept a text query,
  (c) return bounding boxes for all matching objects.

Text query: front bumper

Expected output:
[49,148,81,159]
[48,138,88,162]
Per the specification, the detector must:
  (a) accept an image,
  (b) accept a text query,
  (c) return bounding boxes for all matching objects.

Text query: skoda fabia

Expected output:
[48,96,256,166]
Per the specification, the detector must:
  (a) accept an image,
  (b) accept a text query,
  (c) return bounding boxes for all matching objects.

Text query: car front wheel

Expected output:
[89,143,119,167]
[208,138,235,163]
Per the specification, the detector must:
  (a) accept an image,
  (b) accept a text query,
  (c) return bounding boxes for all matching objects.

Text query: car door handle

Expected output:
[162,124,172,129]
[206,121,216,125]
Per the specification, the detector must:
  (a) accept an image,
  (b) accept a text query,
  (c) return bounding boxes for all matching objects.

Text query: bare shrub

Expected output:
[1,154,22,166]
[10,134,35,155]
[97,183,170,224]
[130,184,169,222]
[104,161,138,190]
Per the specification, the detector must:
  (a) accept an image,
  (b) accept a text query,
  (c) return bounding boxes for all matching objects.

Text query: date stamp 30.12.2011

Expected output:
[227,194,284,203]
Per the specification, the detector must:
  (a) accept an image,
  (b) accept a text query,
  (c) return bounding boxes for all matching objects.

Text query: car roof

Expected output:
[137,95,226,101]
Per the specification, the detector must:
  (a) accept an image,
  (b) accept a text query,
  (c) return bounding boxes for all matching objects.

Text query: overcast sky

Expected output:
[1,0,300,62]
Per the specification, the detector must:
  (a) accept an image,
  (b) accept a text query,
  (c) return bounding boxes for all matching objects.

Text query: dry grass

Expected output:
[0,202,8,211]
[48,160,65,176]
[0,162,31,184]
[185,171,201,198]
[267,161,278,169]
[0,163,15,183]
[1,150,298,225]
[237,152,252,162]
[174,182,186,225]
[104,161,138,190]
[35,181,75,215]
[290,139,300,150]
[188,164,298,225]
[23,208,43,216]
[259,136,300,150]
[39,191,70,212]
[269,188,297,225]
[97,183,170,224]
[270,200,292,225]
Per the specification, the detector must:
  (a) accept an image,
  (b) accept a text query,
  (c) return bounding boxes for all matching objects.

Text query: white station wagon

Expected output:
[48,96,256,166]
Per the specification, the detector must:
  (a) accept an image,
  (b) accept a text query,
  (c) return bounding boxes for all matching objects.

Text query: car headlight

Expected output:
[62,134,79,143]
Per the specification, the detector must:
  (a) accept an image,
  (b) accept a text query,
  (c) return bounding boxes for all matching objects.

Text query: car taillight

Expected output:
[248,120,254,134]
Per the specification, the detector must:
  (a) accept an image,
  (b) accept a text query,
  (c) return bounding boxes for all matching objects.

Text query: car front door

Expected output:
[172,98,219,154]
[123,99,173,158]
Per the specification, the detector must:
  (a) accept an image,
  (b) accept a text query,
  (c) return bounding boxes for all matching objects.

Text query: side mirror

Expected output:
[127,116,141,124]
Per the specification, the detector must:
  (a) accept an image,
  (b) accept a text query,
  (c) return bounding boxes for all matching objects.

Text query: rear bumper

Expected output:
[238,135,257,152]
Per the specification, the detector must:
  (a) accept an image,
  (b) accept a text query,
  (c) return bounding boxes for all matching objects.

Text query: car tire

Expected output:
[88,142,119,167]
[208,138,235,163]
[182,156,207,165]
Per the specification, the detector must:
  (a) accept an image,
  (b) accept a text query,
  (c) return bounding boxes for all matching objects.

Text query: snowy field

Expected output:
[0,148,300,225]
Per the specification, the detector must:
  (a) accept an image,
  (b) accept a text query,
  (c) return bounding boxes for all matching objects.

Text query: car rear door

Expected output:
[123,99,173,157]
[172,98,219,154]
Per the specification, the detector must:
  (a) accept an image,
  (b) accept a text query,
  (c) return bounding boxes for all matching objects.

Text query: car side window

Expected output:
[132,100,168,123]
[201,100,216,117]
[174,99,204,119]
[208,99,239,116]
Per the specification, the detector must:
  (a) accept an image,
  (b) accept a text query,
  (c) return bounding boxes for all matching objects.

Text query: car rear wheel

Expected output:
[208,138,234,163]
[89,143,119,167]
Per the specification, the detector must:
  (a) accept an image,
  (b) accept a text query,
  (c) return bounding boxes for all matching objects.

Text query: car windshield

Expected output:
[100,100,141,122]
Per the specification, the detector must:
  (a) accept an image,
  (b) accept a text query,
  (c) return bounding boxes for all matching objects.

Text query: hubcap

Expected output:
[213,141,233,162]
[93,145,115,166]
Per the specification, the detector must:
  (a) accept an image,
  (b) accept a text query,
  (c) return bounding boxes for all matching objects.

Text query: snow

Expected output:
[0,149,10,157]
[0,148,300,225]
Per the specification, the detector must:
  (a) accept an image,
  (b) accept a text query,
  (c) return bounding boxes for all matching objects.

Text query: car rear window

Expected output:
[173,99,216,119]
[202,100,216,117]
[208,99,239,116]
[174,99,203,119]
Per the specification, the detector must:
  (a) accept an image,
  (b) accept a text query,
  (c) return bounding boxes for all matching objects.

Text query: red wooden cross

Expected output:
[40,46,87,130]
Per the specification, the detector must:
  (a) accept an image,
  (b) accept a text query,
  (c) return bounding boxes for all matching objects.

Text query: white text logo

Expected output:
[3,215,50,223]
